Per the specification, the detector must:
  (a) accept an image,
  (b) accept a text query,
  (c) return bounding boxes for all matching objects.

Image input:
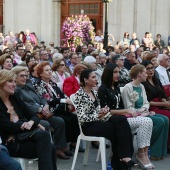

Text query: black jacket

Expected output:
[0,93,40,144]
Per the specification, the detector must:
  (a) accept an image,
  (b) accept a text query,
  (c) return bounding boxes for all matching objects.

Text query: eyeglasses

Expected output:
[42,53,48,56]
[118,59,124,61]
[146,67,154,71]
[59,64,65,67]
[18,74,28,78]
[72,57,78,60]
[5,51,10,53]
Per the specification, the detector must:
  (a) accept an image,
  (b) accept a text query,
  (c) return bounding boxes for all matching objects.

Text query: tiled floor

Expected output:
[25,146,170,170]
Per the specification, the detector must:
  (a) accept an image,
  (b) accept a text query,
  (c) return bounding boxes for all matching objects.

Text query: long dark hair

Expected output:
[102,63,119,88]
[141,60,165,99]
[80,69,94,87]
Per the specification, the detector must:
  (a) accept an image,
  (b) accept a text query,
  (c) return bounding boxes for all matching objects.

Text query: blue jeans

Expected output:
[0,145,22,170]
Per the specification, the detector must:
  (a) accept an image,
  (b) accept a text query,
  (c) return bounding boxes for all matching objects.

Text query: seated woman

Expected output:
[74,69,136,170]
[11,66,72,160]
[51,58,70,89]
[122,64,169,161]
[63,63,88,97]
[142,60,170,159]
[0,54,13,70]
[98,63,154,169]
[0,70,57,170]
[34,62,84,152]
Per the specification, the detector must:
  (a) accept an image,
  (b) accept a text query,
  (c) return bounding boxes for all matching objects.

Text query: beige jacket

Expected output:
[121,82,150,111]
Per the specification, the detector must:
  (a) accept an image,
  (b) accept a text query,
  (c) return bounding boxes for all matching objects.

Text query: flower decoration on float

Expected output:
[61,15,95,52]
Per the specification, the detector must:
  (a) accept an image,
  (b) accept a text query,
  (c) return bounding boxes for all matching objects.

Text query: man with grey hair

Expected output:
[156,54,170,85]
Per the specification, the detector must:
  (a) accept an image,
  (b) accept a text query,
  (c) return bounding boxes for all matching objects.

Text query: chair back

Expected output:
[70,93,85,136]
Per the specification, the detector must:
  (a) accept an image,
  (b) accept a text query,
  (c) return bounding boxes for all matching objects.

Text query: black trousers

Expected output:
[6,130,57,170]
[82,116,134,170]
[54,110,80,143]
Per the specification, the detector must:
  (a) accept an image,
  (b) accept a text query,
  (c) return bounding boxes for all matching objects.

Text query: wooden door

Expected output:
[61,0,103,33]
[0,0,3,33]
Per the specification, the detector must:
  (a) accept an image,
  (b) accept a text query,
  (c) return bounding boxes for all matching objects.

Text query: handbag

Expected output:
[16,130,36,142]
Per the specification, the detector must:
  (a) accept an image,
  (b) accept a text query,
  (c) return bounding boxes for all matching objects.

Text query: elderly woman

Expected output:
[11,66,72,159]
[0,70,57,170]
[0,54,13,70]
[51,58,70,89]
[84,56,102,87]
[34,62,84,152]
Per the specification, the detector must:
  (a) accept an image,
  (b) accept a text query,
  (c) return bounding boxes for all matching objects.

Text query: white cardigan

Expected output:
[121,82,150,111]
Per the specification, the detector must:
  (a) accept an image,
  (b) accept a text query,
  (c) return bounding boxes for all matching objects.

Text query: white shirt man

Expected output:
[156,54,170,85]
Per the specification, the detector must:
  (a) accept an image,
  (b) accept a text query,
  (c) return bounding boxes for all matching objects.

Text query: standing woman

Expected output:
[74,69,136,170]
[142,60,170,159]
[122,64,169,162]
[98,63,154,169]
[0,70,57,170]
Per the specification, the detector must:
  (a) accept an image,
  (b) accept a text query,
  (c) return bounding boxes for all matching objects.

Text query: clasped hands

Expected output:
[98,105,110,119]
[137,108,155,117]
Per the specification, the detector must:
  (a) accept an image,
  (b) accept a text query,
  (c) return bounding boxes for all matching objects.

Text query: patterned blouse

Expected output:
[34,79,66,113]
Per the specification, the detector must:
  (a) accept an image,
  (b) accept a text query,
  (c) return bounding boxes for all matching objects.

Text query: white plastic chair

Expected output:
[70,94,107,170]
[13,158,38,170]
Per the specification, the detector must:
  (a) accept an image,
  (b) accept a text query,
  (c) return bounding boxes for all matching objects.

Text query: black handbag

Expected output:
[16,130,36,142]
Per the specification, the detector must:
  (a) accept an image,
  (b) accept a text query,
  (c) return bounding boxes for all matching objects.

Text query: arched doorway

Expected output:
[61,0,103,33]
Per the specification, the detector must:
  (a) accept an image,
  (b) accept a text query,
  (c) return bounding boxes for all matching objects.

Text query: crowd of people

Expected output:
[0,29,170,170]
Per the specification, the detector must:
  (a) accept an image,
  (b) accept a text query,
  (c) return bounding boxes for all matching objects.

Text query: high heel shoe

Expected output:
[136,155,153,170]
[69,144,85,153]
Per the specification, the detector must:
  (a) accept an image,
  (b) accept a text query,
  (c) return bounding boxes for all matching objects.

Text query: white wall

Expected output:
[108,0,170,45]
[4,0,61,46]
[4,0,170,47]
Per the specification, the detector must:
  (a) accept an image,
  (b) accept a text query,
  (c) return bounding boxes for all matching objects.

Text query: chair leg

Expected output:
[83,141,91,165]
[100,139,107,170]
[96,146,101,162]
[14,158,26,170]
[71,136,81,170]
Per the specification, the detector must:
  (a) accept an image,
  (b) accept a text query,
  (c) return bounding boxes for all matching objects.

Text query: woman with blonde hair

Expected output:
[122,64,169,167]
[0,70,57,170]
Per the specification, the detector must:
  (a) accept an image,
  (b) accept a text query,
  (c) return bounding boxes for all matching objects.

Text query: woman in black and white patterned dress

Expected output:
[74,69,136,170]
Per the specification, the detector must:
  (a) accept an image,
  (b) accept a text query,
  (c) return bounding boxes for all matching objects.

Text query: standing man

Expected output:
[130,32,140,45]
[154,34,165,51]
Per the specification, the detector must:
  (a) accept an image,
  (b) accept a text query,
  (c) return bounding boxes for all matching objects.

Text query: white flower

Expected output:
[129,91,139,102]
